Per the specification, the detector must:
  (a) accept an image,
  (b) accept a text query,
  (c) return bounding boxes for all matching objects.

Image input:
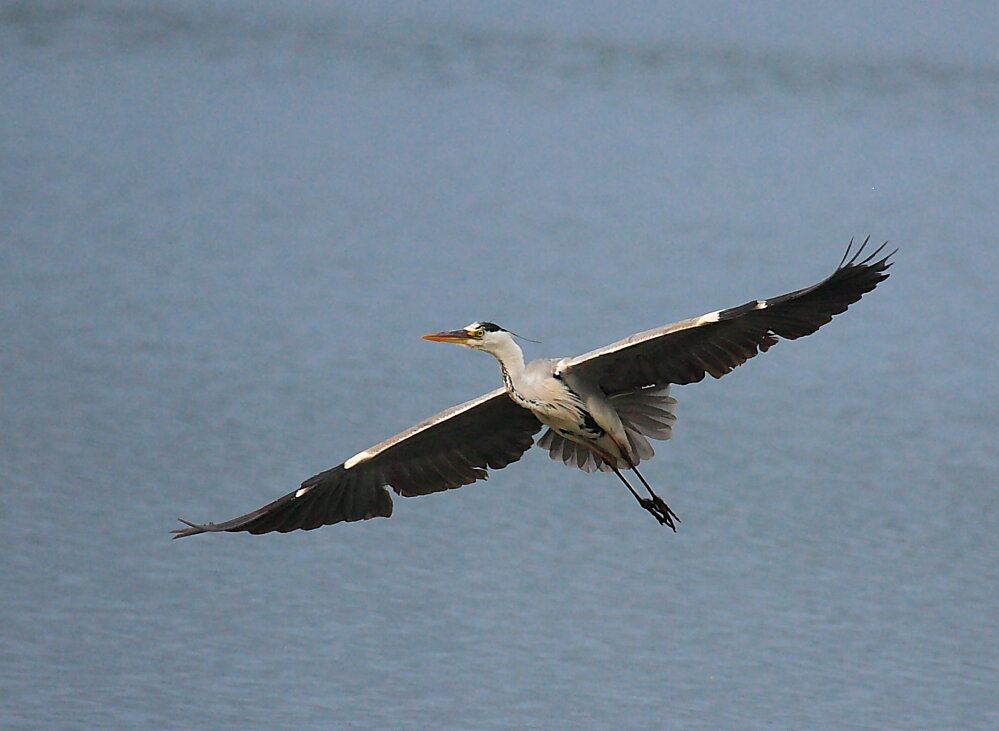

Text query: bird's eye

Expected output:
[473,329,485,339]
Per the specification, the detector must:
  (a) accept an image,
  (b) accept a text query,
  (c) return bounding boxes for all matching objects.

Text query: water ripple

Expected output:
[4,0,997,114]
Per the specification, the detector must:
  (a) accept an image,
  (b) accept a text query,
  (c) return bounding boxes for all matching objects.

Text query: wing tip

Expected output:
[171,518,211,539]
[171,464,398,539]
[840,236,896,272]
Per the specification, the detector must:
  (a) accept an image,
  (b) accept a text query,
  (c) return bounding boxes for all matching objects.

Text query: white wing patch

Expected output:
[344,449,375,469]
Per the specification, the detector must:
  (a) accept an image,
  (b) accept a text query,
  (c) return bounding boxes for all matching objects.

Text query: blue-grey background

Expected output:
[2,1,997,728]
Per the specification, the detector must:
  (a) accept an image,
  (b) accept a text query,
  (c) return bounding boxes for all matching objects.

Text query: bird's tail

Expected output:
[611,384,678,463]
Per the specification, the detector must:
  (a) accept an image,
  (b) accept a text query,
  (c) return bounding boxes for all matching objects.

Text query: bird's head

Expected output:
[422,321,513,354]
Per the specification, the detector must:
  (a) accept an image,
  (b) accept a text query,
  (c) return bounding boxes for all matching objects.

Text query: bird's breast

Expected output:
[528,398,605,441]
[504,363,605,440]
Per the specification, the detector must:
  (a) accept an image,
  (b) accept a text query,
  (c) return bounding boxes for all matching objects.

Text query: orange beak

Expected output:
[422,329,473,343]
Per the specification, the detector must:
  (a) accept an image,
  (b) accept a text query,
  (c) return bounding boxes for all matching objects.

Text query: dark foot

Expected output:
[639,496,680,532]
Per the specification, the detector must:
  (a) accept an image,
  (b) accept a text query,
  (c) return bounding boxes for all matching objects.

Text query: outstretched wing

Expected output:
[560,238,895,393]
[172,389,541,537]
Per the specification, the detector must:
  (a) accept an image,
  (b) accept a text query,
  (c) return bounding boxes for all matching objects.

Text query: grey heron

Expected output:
[173,238,894,538]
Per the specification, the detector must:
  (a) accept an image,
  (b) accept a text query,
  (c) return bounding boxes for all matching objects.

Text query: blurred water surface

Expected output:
[2,1,997,728]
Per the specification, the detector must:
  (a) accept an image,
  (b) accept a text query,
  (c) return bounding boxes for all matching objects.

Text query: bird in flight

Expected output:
[173,238,894,538]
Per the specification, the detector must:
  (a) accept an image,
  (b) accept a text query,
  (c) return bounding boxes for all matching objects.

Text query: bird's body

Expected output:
[478,334,653,473]
[450,329,683,524]
[173,239,894,538]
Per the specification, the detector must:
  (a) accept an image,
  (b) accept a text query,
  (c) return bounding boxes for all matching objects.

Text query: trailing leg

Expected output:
[576,440,679,531]
[607,462,679,531]
[630,463,680,531]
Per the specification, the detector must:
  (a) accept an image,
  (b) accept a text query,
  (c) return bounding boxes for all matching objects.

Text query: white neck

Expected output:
[481,332,526,392]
